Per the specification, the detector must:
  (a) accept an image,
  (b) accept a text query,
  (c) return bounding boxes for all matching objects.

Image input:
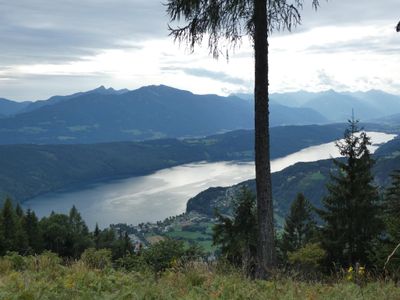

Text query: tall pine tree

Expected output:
[382,170,400,269]
[213,188,258,276]
[318,118,382,267]
[94,223,101,250]
[23,209,43,254]
[0,198,28,254]
[281,193,316,258]
[68,205,92,258]
[385,170,400,238]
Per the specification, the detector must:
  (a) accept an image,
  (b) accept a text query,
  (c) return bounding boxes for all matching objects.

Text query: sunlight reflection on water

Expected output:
[23,131,396,228]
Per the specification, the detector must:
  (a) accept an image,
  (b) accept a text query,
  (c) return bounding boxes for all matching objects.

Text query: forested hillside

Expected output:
[187,137,400,221]
[0,124,349,202]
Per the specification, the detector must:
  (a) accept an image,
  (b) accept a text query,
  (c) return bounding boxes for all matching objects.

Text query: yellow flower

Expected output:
[358,266,365,276]
[346,266,354,281]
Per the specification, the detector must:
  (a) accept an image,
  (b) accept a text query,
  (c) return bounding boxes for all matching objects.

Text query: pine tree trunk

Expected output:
[254,0,276,279]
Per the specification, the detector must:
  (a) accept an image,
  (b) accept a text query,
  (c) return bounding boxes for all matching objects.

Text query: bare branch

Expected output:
[384,242,400,270]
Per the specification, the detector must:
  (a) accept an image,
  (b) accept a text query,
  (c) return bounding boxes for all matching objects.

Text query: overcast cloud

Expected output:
[0,0,399,100]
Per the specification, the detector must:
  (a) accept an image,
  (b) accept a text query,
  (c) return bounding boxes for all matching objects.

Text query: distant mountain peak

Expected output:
[88,86,130,95]
[135,84,194,96]
[90,85,113,93]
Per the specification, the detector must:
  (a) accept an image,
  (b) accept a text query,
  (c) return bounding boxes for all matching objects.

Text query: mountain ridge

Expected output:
[234,89,400,122]
[0,85,327,144]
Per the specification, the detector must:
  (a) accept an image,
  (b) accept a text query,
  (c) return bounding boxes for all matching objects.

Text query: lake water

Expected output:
[23,132,396,228]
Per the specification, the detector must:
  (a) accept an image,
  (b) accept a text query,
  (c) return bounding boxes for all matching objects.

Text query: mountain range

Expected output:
[235,89,400,123]
[2,85,400,144]
[0,85,327,144]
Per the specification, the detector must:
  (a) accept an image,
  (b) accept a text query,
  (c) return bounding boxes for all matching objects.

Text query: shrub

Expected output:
[143,239,186,273]
[288,243,326,278]
[25,251,62,273]
[3,252,26,271]
[80,248,112,270]
[115,254,147,272]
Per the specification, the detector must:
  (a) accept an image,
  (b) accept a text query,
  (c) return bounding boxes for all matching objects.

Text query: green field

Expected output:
[163,221,215,252]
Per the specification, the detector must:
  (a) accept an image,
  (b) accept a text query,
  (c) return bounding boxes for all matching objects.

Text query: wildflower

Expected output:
[346,266,354,281]
[358,266,365,276]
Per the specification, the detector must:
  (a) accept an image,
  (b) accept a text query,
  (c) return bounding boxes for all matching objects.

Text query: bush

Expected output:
[115,254,147,272]
[25,251,62,273]
[80,248,112,270]
[288,243,326,278]
[143,239,186,273]
[2,252,26,271]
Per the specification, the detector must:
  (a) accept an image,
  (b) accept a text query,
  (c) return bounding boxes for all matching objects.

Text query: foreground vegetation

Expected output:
[0,252,399,299]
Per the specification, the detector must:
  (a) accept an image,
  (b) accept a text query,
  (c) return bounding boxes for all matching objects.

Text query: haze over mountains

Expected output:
[1,85,399,144]
[235,89,400,123]
[0,85,327,144]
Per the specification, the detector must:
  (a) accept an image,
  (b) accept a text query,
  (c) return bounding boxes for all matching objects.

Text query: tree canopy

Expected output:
[167,0,320,57]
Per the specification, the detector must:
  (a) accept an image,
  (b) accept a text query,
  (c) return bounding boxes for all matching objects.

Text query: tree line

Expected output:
[0,202,133,260]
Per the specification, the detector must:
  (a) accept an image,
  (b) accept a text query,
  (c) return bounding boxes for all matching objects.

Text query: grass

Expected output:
[0,254,399,299]
[164,222,215,252]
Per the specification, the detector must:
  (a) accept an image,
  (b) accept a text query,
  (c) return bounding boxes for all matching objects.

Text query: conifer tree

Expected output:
[94,223,101,250]
[13,204,28,254]
[68,206,92,258]
[318,119,382,267]
[23,209,43,254]
[385,170,400,232]
[0,198,17,253]
[213,188,258,276]
[281,193,316,258]
[15,204,24,218]
[382,170,400,268]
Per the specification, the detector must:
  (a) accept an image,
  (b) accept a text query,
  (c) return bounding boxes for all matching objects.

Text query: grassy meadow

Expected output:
[0,252,399,300]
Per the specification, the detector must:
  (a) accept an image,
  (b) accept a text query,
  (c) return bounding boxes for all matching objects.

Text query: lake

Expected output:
[23,131,396,228]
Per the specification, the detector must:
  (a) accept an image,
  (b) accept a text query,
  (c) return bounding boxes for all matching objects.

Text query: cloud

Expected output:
[305,33,400,56]
[1,0,400,99]
[0,0,166,66]
[297,0,400,31]
[2,0,397,67]
[316,69,350,91]
[162,66,248,86]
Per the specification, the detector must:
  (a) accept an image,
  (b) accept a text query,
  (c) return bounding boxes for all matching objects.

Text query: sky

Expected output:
[0,0,399,101]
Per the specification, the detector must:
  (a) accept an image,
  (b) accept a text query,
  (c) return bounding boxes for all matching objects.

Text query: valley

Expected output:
[1,85,400,256]
[22,132,396,231]
[0,123,352,202]
[3,2,400,297]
